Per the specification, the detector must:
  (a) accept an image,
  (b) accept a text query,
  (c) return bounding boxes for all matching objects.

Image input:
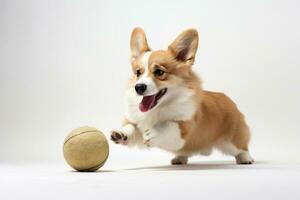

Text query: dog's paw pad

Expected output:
[110,131,128,145]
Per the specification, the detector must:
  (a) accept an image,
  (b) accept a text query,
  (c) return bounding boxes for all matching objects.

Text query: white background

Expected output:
[1,0,300,199]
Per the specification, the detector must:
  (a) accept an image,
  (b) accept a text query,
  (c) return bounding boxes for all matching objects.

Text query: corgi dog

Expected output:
[111,27,254,165]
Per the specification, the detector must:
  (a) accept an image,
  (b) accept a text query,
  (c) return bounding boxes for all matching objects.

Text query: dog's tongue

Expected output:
[139,95,156,112]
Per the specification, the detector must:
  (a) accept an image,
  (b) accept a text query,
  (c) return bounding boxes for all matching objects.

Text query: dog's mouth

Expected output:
[139,88,168,112]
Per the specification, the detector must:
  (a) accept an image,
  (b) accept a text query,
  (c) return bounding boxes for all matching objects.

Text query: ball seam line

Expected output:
[63,130,99,145]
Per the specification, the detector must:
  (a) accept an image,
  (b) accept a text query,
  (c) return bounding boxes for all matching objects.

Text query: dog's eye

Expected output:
[154,68,164,77]
[136,69,141,77]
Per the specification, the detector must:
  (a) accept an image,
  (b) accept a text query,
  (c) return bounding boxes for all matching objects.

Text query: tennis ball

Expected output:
[63,126,109,172]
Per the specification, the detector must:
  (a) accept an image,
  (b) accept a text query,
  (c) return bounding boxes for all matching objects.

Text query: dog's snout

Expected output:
[135,83,147,95]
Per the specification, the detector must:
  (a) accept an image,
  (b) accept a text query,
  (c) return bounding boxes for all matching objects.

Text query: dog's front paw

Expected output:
[143,130,159,147]
[110,130,128,145]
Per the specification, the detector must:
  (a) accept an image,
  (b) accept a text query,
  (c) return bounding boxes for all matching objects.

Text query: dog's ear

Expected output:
[168,29,199,65]
[130,27,150,58]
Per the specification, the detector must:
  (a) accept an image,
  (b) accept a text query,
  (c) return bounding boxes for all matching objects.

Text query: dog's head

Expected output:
[129,27,199,112]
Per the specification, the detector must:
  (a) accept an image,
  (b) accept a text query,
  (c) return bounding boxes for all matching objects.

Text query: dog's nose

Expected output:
[135,83,147,95]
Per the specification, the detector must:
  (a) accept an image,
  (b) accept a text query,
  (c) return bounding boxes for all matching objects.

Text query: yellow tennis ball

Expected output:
[63,126,109,172]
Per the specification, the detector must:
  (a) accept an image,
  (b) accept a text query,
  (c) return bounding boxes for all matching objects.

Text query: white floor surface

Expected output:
[1,161,300,200]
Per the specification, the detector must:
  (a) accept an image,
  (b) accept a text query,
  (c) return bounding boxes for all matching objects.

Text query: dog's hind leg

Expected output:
[171,155,188,165]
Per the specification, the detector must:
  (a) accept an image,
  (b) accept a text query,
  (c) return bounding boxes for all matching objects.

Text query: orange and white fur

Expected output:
[111,27,254,165]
